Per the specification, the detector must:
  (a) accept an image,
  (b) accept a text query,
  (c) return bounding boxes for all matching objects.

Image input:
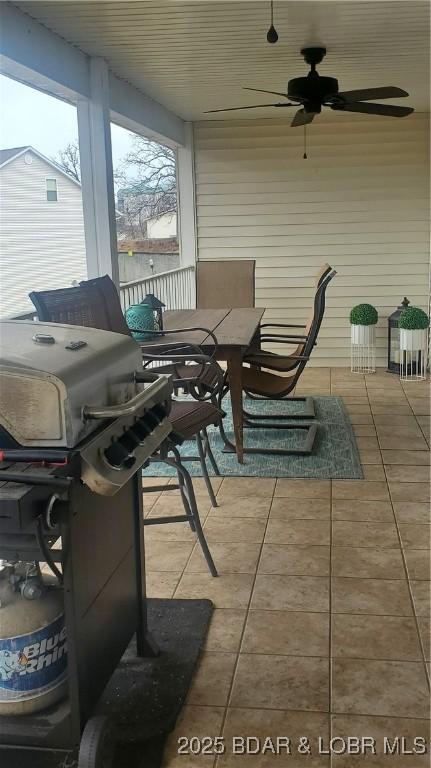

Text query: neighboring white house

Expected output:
[0,146,87,317]
[146,210,177,239]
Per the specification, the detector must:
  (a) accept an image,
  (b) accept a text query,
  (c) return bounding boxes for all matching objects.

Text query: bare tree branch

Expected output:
[54,141,81,182]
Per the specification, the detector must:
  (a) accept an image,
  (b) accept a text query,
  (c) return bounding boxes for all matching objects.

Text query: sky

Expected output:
[0,74,135,175]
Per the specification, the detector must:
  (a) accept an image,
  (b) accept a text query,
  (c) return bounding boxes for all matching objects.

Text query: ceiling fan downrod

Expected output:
[267,1,278,44]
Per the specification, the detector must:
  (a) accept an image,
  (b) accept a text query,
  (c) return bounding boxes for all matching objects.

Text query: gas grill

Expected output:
[0,320,172,495]
[0,320,173,766]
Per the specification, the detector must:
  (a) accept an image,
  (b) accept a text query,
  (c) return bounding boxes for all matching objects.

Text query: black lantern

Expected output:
[387,297,410,374]
[142,293,165,332]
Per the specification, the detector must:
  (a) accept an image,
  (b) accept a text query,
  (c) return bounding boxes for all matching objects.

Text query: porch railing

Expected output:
[119,265,195,312]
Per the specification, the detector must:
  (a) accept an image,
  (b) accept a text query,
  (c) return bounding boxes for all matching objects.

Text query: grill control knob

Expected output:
[130,419,152,443]
[119,430,140,453]
[104,441,135,470]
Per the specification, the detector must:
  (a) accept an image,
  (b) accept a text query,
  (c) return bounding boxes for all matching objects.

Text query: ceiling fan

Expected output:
[204,47,414,126]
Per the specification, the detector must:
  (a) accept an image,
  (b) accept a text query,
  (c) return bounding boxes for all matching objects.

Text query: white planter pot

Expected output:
[351,324,375,345]
[399,328,427,351]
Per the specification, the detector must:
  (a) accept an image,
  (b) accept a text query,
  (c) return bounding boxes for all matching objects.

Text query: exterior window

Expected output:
[46,178,58,202]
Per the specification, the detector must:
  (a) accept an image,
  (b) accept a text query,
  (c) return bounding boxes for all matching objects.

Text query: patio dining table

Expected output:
[140,308,264,463]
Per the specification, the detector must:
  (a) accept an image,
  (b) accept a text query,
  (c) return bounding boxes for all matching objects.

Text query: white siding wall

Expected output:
[194,113,430,366]
[0,151,87,316]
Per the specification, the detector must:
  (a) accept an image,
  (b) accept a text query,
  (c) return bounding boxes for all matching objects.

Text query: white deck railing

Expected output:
[119,265,195,312]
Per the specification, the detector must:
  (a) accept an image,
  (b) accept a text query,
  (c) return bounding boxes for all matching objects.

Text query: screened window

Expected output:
[46,178,58,202]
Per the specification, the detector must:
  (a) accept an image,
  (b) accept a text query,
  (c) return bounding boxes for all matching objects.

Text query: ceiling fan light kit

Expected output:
[204,47,414,127]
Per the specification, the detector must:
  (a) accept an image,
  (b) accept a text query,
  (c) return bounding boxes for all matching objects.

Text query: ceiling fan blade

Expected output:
[291,108,316,127]
[243,87,290,98]
[332,86,409,103]
[204,103,293,113]
[331,102,414,117]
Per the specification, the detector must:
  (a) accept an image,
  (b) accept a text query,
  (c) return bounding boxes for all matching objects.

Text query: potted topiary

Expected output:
[350,303,378,373]
[398,306,429,380]
[350,303,378,346]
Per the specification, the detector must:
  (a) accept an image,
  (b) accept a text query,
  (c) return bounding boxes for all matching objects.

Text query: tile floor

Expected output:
[143,368,430,767]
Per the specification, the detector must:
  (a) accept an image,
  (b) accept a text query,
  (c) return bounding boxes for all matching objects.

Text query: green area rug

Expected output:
[146,395,363,479]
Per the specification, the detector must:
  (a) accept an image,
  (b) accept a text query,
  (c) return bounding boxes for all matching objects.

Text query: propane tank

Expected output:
[0,561,68,716]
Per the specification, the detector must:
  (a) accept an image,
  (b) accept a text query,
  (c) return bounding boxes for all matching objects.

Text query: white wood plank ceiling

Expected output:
[15,1,430,120]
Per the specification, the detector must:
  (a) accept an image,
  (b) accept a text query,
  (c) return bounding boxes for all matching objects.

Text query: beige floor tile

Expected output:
[220,708,330,768]
[381,449,430,465]
[145,521,200,543]
[388,482,430,503]
[418,617,430,659]
[332,577,412,616]
[174,573,255,609]
[251,574,329,612]
[371,404,413,415]
[393,501,430,524]
[344,396,371,406]
[145,540,194,572]
[265,518,330,546]
[187,542,261,574]
[361,465,386,480]
[398,523,430,550]
[374,414,418,426]
[332,547,404,580]
[162,705,223,768]
[274,479,331,499]
[332,520,399,549]
[345,404,372,415]
[385,465,430,483]
[353,424,377,436]
[242,609,329,657]
[269,497,330,520]
[188,651,237,706]
[332,658,429,718]
[203,518,266,544]
[218,477,276,499]
[230,654,329,712]
[146,571,181,598]
[205,609,247,653]
[408,398,431,416]
[359,450,383,465]
[410,581,431,617]
[332,481,389,501]
[208,496,271,519]
[356,436,380,450]
[332,499,394,522]
[404,549,431,580]
[259,544,330,577]
[349,414,374,425]
[331,714,430,768]
[332,614,422,661]
[377,431,428,451]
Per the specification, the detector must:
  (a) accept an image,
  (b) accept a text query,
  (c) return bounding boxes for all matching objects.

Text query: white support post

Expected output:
[77,58,119,286]
[177,123,197,271]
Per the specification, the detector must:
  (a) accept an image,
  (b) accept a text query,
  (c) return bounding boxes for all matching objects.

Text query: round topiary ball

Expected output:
[398,306,429,330]
[350,303,378,326]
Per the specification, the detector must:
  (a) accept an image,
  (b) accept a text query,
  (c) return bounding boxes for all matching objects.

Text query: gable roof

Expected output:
[0,146,81,186]
[0,147,30,166]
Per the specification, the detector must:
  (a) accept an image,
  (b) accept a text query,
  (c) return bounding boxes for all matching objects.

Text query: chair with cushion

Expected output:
[219,269,337,456]
[196,259,255,309]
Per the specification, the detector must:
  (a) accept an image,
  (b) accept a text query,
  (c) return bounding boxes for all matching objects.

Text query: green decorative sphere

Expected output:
[125,303,156,340]
[349,303,378,326]
[398,306,429,330]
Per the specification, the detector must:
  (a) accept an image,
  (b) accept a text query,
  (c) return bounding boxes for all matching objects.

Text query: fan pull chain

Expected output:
[267,1,278,43]
[303,125,308,159]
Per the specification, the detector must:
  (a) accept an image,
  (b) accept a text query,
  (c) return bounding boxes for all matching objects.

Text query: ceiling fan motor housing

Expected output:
[288,76,339,110]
